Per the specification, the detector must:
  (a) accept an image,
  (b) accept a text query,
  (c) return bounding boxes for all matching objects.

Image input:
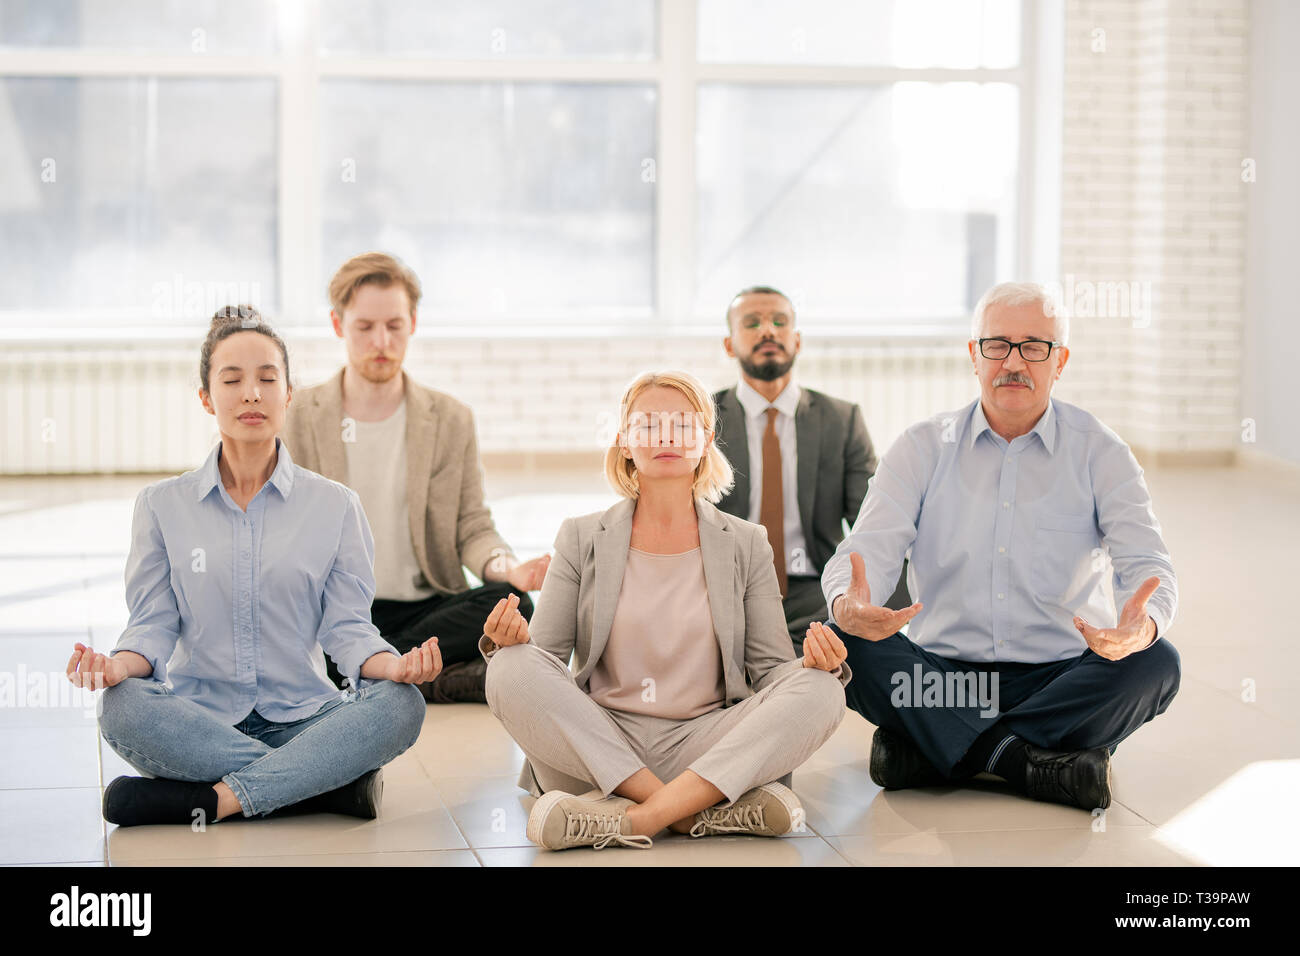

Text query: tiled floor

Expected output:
[2,460,1297,866]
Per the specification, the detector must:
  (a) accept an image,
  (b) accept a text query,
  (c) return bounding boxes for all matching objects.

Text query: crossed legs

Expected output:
[834,625,1181,777]
[99,677,426,819]
[484,642,845,837]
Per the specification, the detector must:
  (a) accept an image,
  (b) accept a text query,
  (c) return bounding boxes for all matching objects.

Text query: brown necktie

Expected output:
[760,407,787,599]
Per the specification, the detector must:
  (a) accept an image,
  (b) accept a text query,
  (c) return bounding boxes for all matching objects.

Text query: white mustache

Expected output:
[993,372,1034,389]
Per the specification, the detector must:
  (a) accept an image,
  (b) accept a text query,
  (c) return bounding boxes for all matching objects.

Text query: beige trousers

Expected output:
[485,642,845,804]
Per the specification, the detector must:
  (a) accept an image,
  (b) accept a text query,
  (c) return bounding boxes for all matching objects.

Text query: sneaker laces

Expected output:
[566,811,652,850]
[689,803,766,837]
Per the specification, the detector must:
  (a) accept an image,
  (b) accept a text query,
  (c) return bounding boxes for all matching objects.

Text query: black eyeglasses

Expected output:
[977,338,1060,362]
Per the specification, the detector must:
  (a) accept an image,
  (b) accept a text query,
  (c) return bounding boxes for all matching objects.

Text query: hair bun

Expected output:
[209,305,263,332]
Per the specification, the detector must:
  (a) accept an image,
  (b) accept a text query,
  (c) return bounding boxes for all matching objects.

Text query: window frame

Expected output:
[0,0,1038,340]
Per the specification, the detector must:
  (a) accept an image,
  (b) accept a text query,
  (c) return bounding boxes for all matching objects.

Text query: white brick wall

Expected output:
[1054,0,1249,459]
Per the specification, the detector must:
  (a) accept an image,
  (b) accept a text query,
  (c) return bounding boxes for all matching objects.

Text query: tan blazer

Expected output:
[281,368,512,594]
[481,495,852,792]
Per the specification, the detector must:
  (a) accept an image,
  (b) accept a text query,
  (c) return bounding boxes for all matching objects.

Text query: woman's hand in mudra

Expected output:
[484,592,530,648]
[66,643,132,689]
[801,621,848,672]
[366,636,442,684]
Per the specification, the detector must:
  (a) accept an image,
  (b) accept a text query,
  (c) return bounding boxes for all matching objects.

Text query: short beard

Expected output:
[359,357,402,384]
[739,352,795,382]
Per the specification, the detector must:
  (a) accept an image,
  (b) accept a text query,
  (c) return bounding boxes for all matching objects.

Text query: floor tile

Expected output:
[3,462,1296,866]
[0,726,102,789]
[430,774,535,849]
[827,825,1197,866]
[478,834,848,867]
[797,764,1148,839]
[105,753,464,863]
[111,850,479,867]
[0,789,106,865]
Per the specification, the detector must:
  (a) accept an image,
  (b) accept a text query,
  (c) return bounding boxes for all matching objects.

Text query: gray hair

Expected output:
[970,281,1068,345]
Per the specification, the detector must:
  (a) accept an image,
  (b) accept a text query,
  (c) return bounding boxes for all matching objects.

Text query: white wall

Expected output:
[1055,0,1250,463]
[1242,0,1300,465]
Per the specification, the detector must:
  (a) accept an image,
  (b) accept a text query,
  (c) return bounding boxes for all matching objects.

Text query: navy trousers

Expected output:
[832,624,1181,778]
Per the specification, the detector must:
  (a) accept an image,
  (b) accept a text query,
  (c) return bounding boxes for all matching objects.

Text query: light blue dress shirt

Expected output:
[823,397,1178,663]
[111,437,400,723]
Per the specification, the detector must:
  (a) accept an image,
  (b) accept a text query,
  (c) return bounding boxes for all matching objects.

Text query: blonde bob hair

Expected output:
[603,370,735,504]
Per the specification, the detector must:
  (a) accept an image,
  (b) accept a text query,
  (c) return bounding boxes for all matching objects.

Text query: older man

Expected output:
[822,281,1180,811]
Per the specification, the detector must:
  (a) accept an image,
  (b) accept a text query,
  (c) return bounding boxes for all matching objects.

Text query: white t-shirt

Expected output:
[342,399,435,601]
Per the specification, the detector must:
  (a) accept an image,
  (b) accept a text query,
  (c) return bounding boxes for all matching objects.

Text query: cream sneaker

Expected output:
[526,790,654,851]
[689,782,802,838]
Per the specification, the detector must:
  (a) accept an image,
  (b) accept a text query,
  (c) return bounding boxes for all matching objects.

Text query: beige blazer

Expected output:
[281,368,512,594]
[480,496,851,793]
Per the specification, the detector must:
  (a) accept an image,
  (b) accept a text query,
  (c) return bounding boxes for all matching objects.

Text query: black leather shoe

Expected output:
[1024,745,1111,810]
[421,658,487,704]
[869,727,949,790]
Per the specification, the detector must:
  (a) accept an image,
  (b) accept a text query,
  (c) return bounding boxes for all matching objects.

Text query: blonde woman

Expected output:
[480,370,850,850]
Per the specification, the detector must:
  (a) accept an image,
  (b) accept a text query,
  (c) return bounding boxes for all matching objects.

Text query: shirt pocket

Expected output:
[1031,513,1099,606]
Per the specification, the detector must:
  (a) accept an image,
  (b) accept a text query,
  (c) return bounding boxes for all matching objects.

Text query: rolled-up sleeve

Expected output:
[1094,442,1178,640]
[315,489,399,688]
[113,488,181,683]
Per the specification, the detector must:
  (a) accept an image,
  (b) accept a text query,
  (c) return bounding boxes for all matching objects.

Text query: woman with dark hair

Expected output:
[66,306,435,827]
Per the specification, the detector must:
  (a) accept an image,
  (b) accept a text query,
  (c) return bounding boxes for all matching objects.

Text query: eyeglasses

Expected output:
[977,338,1060,362]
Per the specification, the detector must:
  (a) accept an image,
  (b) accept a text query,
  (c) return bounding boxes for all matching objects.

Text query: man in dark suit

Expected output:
[713,285,903,650]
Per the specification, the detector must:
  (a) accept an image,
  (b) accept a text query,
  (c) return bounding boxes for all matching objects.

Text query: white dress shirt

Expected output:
[735,378,814,577]
[823,397,1178,663]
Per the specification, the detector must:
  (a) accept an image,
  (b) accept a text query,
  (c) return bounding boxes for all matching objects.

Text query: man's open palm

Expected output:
[834,552,923,642]
[1074,576,1160,661]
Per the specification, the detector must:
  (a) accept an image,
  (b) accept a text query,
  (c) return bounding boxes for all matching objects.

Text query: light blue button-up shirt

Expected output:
[823,397,1177,663]
[111,437,400,723]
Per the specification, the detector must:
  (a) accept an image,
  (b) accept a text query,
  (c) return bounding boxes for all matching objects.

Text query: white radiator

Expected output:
[0,336,975,474]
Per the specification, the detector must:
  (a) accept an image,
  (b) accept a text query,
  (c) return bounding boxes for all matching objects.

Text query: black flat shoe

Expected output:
[103,776,218,827]
[321,767,384,818]
[1024,745,1112,810]
[271,768,384,820]
[869,727,949,790]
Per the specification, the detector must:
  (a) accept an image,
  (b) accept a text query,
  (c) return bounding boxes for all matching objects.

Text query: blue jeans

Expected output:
[99,677,426,817]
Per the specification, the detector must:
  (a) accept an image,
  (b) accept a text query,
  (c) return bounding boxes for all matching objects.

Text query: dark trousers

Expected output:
[785,563,912,651]
[784,576,830,651]
[832,624,1181,778]
[325,581,535,689]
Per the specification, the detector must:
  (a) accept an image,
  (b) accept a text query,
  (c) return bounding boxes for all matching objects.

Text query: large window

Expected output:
[0,0,1033,337]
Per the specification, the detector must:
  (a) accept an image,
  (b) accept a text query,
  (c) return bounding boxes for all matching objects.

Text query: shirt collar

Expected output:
[194,436,296,501]
[968,398,1058,455]
[736,377,801,420]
